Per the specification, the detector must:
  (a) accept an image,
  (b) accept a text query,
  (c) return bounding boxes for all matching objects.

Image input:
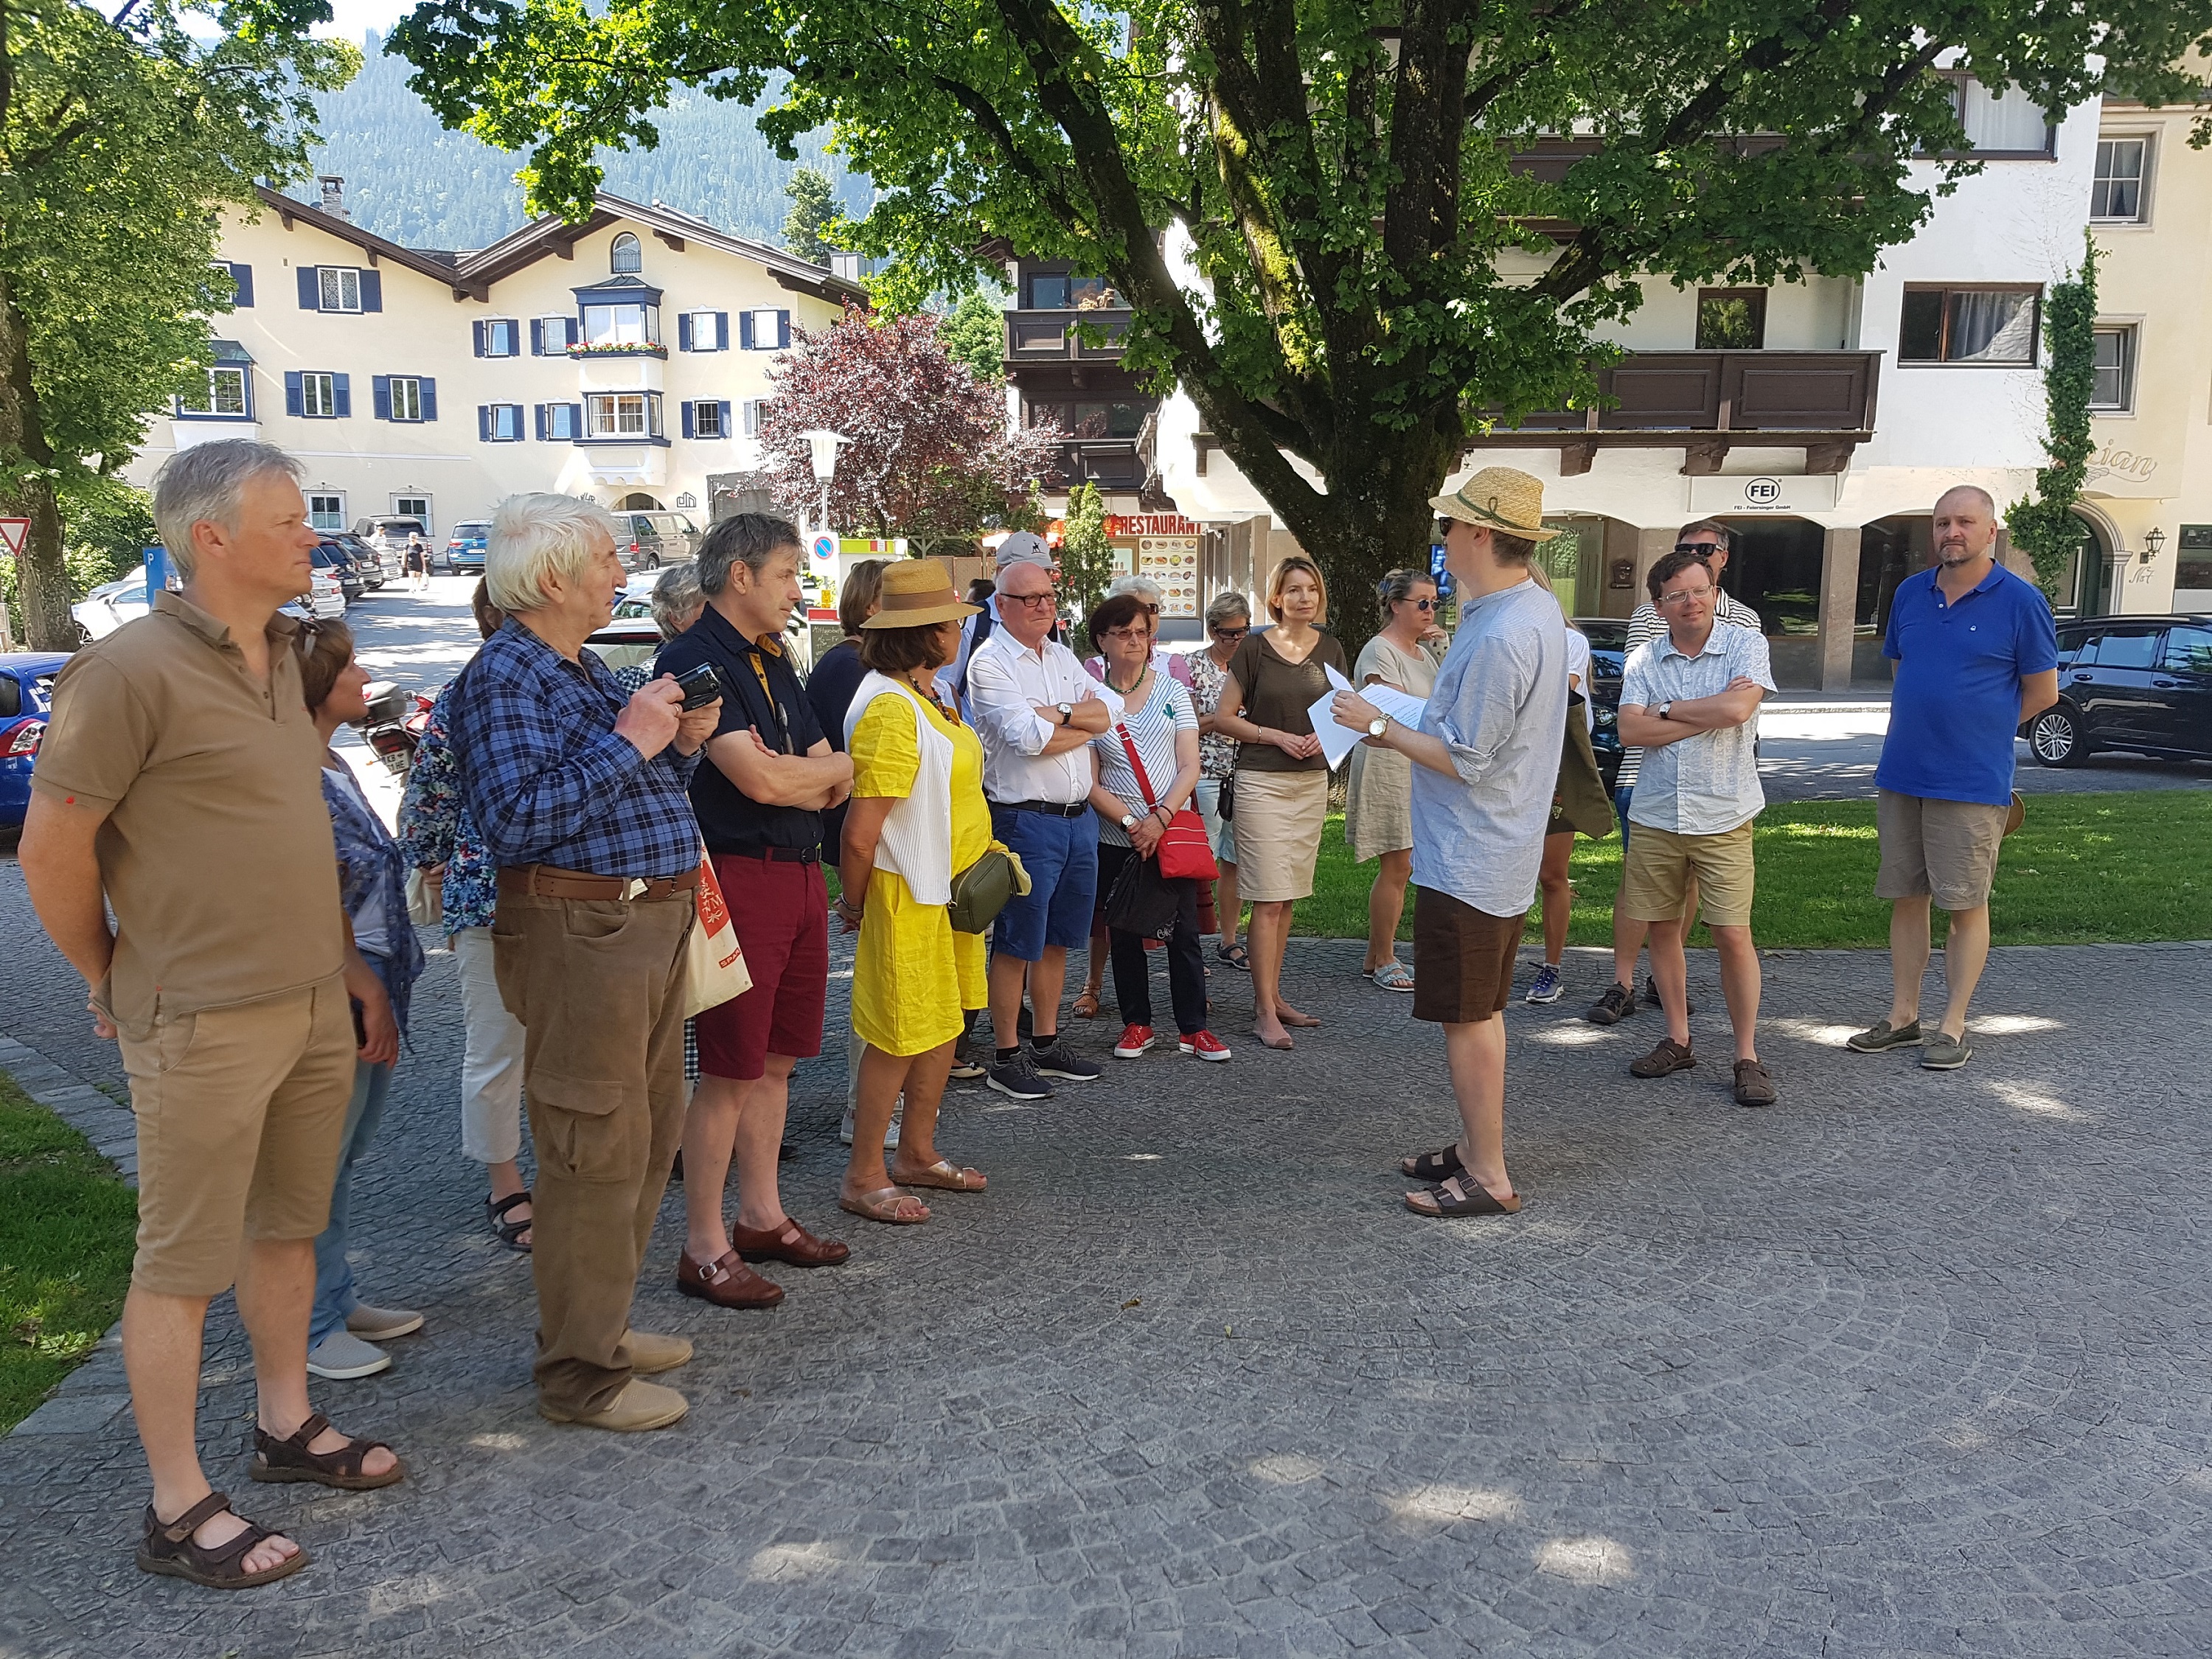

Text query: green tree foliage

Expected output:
[1057,481,1115,619]
[387,0,2212,612]
[782,164,838,264]
[937,288,1009,386]
[2008,235,2099,602]
[0,0,357,648]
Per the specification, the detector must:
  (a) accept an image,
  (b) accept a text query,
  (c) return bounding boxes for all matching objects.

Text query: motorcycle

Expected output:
[360,681,433,779]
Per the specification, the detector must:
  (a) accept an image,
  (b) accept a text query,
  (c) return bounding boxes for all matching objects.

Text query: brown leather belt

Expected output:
[498,863,700,902]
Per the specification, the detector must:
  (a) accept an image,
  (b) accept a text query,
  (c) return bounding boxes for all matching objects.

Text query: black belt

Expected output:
[992,799,1089,818]
[717,842,820,864]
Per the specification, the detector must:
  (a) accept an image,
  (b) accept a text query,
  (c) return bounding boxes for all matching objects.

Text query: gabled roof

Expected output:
[251,186,871,310]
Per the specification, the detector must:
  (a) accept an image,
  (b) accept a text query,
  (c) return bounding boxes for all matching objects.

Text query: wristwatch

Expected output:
[1119,811,1138,832]
[1366,714,1391,738]
[1658,700,1674,721]
[1057,702,1074,726]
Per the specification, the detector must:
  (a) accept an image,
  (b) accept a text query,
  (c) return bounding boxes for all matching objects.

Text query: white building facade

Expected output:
[1146,76,2103,689]
[132,182,863,537]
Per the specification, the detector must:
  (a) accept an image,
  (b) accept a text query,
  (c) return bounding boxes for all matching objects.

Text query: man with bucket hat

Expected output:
[1331,466,1568,1220]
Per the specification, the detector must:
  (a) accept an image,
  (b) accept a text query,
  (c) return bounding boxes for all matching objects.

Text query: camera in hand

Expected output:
[672,663,723,710]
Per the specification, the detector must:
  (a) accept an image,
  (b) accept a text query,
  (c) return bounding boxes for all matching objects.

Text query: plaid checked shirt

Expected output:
[445,618,702,880]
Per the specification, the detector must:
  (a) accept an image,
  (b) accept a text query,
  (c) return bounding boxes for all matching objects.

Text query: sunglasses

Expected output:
[1406,597,1437,611]
[1673,542,1722,557]
[1211,624,1249,639]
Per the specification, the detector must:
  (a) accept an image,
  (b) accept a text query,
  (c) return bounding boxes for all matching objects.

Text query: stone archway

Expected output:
[614,492,664,511]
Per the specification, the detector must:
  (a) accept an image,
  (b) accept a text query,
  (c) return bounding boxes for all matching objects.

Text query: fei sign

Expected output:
[1686,475,1840,515]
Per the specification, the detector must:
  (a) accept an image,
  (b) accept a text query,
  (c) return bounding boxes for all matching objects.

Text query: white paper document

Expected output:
[1307,667,1427,771]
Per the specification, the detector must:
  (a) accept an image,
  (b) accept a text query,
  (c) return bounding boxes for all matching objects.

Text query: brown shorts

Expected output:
[116,976,356,1296]
[1412,887,1526,1024]
[1875,789,2009,911]
[1621,819,1757,928]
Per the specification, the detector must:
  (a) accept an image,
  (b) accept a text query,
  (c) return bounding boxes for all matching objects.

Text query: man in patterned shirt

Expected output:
[1587,519,1764,1025]
[445,493,722,1433]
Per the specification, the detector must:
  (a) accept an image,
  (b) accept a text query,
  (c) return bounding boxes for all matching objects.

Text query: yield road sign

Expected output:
[0,518,28,557]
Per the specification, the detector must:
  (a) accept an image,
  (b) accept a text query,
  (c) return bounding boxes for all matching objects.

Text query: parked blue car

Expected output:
[442,520,492,574]
[0,652,69,828]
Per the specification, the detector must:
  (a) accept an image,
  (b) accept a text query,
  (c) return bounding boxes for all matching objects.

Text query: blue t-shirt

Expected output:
[1876,563,2057,806]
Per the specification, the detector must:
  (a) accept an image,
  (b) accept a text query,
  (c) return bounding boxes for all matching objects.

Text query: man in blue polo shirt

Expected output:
[1848,485,2057,1071]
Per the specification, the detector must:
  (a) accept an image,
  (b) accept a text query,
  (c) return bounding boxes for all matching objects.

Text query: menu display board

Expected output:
[1135,535,1200,618]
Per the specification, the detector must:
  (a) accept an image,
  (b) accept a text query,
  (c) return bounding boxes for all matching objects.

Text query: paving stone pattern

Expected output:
[1,854,2210,1655]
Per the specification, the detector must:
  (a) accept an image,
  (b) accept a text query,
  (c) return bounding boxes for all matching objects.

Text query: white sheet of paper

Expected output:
[1310,667,1430,770]
[1309,686,1363,770]
[1365,684,1429,728]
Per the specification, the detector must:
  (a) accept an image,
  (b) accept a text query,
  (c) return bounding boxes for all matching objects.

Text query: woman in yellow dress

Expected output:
[834,562,995,1223]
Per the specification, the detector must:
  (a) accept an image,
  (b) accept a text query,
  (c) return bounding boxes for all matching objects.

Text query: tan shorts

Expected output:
[1876,789,2009,911]
[1412,888,1526,1024]
[1621,819,1757,928]
[1230,768,1329,902]
[116,976,356,1296]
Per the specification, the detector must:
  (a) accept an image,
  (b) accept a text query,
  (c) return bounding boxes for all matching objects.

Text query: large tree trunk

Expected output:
[0,272,72,650]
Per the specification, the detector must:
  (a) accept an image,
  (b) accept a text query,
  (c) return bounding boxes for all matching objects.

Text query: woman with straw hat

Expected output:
[835,561,1001,1224]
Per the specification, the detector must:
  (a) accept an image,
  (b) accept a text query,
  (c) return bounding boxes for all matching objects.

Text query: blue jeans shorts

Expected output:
[990,805,1099,961]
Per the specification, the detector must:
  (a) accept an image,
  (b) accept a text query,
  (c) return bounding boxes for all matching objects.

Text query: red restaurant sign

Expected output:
[1105,514,1200,538]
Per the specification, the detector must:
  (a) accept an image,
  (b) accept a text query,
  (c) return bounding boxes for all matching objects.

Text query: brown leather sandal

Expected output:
[136,1490,310,1588]
[251,1412,406,1491]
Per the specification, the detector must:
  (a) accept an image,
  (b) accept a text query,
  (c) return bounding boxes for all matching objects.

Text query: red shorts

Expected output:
[693,853,830,1081]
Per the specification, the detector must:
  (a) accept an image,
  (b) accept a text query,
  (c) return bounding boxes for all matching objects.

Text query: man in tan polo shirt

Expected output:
[21,440,406,1590]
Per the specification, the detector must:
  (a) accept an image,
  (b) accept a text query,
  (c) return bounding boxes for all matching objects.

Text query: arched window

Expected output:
[610,233,642,274]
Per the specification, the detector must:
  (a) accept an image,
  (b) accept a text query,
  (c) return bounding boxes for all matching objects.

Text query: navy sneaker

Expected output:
[985,1050,1053,1101]
[1029,1038,1100,1082]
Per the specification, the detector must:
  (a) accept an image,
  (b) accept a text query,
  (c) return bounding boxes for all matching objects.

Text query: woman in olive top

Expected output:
[1211,556,1350,1050]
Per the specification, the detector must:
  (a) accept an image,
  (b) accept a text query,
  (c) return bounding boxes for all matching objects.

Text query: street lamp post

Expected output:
[799,429,849,542]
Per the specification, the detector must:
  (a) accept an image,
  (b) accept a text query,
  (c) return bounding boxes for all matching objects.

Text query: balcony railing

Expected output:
[1005,307,1133,362]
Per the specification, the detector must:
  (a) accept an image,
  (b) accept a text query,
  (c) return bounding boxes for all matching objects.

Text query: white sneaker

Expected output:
[345,1304,423,1341]
[306,1330,392,1380]
[839,1099,902,1148]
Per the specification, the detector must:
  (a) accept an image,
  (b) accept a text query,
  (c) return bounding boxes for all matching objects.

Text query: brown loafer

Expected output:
[675,1248,784,1309]
[1630,1037,1696,1079]
[728,1216,851,1268]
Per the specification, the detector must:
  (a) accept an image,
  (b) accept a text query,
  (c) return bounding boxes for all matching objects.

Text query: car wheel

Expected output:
[2028,705,2090,768]
[646,554,661,570]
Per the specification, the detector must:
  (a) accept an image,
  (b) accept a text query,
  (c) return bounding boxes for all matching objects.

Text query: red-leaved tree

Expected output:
[762,306,1059,544]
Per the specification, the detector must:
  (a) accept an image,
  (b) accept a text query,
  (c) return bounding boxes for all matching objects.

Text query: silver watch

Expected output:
[1119,811,1138,831]
[1057,702,1074,725]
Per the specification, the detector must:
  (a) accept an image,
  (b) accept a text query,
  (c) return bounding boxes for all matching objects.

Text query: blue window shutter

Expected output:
[777,311,790,349]
[473,321,487,358]
[569,402,582,439]
[332,374,351,417]
[359,271,382,312]
[530,318,543,356]
[478,405,490,442]
[720,400,732,435]
[714,312,728,350]
[420,378,437,422]
[231,264,255,308]
[297,267,319,309]
[284,371,304,416]
[739,310,754,350]
[678,313,693,352]
[566,318,578,349]
[372,376,392,421]
[681,400,695,439]
[535,403,546,442]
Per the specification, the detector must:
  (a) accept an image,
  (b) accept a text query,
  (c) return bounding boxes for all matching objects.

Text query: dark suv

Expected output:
[613,511,700,571]
[2026,613,2212,767]
[1576,618,1627,790]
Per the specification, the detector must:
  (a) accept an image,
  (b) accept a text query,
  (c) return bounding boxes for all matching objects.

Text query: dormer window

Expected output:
[610,233,642,274]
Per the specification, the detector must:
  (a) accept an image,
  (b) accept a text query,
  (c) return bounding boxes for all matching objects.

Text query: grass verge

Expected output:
[0,1068,136,1430]
[1295,790,2212,950]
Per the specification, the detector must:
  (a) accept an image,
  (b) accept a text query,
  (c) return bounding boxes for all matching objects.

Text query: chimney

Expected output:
[317,175,348,220]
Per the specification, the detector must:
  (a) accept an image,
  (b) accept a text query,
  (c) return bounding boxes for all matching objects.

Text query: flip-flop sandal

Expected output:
[1405,1176,1523,1218]
[137,1492,309,1590]
[251,1413,406,1491]
[838,1185,931,1225]
[485,1191,532,1253]
[1399,1146,1466,1182]
[895,1158,988,1192]
[1369,963,1416,992]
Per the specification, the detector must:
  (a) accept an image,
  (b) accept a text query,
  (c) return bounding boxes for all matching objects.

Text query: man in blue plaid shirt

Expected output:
[446,493,721,1434]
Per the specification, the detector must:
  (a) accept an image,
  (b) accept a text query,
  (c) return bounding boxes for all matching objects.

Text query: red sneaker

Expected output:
[1179,1031,1232,1062]
[1113,1024,1157,1058]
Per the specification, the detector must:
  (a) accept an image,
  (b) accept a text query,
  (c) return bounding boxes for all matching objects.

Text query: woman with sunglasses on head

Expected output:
[1347,570,1447,992]
[1189,591,1252,970]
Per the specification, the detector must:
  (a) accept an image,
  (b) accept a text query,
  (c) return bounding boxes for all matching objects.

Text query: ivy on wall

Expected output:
[2008,234,2100,600]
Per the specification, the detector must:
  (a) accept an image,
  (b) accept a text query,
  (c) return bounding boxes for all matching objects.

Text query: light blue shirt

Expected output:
[1408,577,1569,918]
[1620,622,1775,835]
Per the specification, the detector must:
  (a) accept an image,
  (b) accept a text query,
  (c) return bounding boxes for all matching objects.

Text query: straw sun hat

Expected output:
[860,560,985,630]
[1429,466,1563,543]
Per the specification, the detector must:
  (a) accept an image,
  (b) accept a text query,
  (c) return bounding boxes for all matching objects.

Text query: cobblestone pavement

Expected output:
[2,836,2209,1657]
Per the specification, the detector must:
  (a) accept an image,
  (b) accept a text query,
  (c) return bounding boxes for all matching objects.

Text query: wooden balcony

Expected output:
[1004,307,1134,363]
[1037,437,1147,489]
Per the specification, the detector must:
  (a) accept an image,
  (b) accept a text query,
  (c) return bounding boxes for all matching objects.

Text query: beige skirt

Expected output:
[1232,768,1330,902]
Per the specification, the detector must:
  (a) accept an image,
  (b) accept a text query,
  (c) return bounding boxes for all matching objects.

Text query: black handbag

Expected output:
[1217,775,1236,821]
[1104,846,1181,941]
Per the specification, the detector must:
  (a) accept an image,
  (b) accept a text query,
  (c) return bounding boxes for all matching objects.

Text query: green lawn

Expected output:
[0,1069,136,1430]
[1294,790,2212,950]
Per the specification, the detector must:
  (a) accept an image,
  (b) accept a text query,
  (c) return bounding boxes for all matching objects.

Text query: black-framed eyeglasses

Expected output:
[1673,541,1722,557]
[1211,623,1249,639]
[1004,591,1057,610]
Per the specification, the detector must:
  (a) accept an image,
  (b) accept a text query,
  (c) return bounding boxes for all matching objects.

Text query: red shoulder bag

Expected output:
[1114,719,1219,883]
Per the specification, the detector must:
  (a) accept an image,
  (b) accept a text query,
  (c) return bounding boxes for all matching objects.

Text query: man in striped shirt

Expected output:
[1587,520,1764,1026]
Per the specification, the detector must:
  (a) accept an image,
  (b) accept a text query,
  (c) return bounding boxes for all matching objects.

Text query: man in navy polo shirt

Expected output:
[1848,486,2057,1071]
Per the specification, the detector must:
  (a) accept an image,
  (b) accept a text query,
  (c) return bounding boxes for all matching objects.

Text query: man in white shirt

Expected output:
[966,556,1116,1099]
[941,531,1059,708]
[1615,550,1776,1107]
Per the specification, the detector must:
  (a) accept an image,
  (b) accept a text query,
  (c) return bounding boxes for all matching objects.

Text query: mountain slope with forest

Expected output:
[299,34,869,252]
